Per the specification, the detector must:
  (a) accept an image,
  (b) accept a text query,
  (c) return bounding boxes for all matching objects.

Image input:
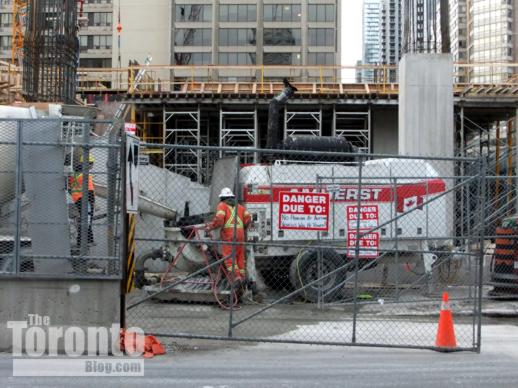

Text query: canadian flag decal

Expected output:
[397,195,424,213]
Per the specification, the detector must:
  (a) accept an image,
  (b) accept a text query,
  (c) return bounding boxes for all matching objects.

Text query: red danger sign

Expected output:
[347,231,380,258]
[346,205,379,229]
[279,191,330,231]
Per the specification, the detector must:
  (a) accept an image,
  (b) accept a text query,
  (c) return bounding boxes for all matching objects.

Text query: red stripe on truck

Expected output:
[243,179,446,205]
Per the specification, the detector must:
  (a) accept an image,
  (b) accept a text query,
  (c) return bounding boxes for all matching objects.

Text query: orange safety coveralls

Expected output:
[68,173,94,202]
[208,201,251,280]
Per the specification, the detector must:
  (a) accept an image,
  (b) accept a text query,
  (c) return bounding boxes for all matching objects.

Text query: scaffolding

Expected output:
[219,109,258,163]
[163,108,202,182]
[333,109,371,153]
[284,109,322,138]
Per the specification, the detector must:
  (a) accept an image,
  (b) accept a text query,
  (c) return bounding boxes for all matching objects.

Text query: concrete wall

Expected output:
[0,280,120,352]
[398,53,454,161]
[371,107,398,154]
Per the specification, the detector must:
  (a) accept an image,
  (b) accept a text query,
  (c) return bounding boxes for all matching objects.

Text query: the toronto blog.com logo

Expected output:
[7,313,145,377]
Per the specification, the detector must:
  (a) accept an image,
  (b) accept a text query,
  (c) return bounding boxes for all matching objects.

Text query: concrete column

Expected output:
[399,53,454,236]
[399,53,454,163]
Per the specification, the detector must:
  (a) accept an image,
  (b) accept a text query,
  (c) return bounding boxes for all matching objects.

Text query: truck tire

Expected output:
[289,249,347,303]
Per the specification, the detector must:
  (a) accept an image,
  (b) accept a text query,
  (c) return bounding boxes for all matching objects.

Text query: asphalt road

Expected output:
[1,324,517,388]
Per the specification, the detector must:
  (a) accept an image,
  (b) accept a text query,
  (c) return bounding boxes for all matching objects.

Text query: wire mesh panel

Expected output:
[126,144,486,351]
[0,120,20,275]
[0,118,123,280]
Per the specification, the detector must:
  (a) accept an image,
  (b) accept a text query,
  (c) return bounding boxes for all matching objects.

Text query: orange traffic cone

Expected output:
[435,292,457,350]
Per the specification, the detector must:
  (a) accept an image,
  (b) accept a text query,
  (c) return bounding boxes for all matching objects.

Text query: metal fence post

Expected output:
[352,155,363,344]
[476,157,487,352]
[228,151,240,338]
[13,120,23,274]
[120,131,128,329]
[394,177,399,300]
[79,125,90,258]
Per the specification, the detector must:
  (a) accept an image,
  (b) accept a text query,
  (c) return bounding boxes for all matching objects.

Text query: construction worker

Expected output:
[206,187,252,290]
[69,154,96,247]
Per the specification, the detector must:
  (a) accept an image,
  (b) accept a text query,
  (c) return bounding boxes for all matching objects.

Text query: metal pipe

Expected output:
[94,182,177,220]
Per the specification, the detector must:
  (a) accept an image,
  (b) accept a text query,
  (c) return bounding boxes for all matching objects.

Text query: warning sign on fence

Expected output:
[346,205,379,229]
[347,231,379,258]
[279,191,330,231]
[346,205,379,258]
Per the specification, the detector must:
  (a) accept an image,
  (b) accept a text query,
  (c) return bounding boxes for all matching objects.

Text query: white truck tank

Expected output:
[241,158,450,259]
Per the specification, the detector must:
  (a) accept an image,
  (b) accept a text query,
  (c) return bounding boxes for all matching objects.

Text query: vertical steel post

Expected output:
[352,156,363,344]
[120,132,128,329]
[394,177,399,300]
[507,119,514,214]
[495,121,500,214]
[13,120,23,274]
[79,124,90,258]
[228,152,240,337]
[460,107,465,239]
[106,125,117,270]
[316,177,323,309]
[476,157,487,352]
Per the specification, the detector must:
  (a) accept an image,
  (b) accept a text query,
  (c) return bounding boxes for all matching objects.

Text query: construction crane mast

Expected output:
[11,0,28,66]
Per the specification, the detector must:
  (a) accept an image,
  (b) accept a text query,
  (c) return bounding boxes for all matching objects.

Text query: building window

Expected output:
[264,5,301,22]
[174,28,212,46]
[264,28,301,45]
[218,52,256,65]
[308,4,335,22]
[0,12,12,27]
[219,4,256,22]
[0,35,11,50]
[79,58,112,68]
[82,35,112,50]
[175,5,212,22]
[174,52,212,65]
[263,52,301,65]
[308,52,335,65]
[87,12,112,27]
[219,28,256,46]
[308,29,334,46]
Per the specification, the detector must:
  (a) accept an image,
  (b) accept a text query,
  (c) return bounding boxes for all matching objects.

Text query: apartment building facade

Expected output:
[362,0,381,82]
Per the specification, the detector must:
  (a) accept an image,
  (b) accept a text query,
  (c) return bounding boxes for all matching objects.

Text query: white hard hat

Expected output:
[219,187,235,198]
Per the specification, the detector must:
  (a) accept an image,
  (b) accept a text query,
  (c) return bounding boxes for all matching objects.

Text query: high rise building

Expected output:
[362,0,381,82]
[379,0,402,81]
[402,0,439,53]
[467,0,516,83]
[447,0,468,82]
[171,1,341,81]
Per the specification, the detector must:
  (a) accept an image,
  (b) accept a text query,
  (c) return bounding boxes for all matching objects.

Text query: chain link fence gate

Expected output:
[125,144,486,351]
[0,118,123,279]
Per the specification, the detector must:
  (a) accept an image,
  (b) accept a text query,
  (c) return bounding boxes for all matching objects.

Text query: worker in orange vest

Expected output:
[69,154,96,247]
[206,187,252,290]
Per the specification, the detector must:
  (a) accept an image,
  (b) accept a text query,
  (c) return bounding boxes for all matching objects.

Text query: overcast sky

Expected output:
[341,0,363,80]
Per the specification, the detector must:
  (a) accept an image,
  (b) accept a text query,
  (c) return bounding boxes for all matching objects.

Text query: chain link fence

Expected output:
[0,119,123,279]
[126,144,488,351]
